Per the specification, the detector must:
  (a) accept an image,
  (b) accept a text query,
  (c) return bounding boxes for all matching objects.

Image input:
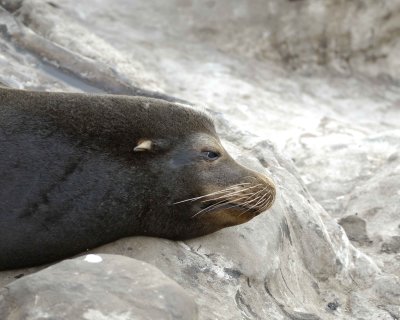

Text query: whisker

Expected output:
[184,179,275,219]
[173,182,251,204]
[260,194,273,210]
[201,184,262,203]
[192,185,272,219]
[233,187,268,208]
[201,190,261,203]
[235,198,263,216]
[239,187,268,204]
[190,200,230,218]
[219,202,248,212]
[238,191,270,217]
[174,174,261,205]
[202,200,253,216]
[191,193,254,219]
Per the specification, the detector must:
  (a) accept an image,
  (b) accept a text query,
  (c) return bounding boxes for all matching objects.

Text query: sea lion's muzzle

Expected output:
[174,166,276,231]
[196,174,276,219]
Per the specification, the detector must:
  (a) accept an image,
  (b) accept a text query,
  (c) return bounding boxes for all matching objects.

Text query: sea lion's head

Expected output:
[1,88,275,242]
[132,102,276,239]
[0,89,276,268]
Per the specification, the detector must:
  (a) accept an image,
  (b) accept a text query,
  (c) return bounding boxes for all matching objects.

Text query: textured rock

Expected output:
[338,215,371,245]
[287,126,400,279]
[0,254,197,320]
[1,0,162,92]
[0,0,400,319]
[33,0,399,79]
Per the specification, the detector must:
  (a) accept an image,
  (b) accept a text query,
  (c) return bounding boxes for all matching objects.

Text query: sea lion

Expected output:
[0,88,276,270]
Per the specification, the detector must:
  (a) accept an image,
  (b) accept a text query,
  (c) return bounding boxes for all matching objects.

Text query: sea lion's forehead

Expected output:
[149,99,212,122]
[132,97,216,135]
[133,97,213,122]
[186,132,223,150]
[173,102,212,120]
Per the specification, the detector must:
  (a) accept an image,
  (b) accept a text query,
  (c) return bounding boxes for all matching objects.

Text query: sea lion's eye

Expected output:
[202,151,220,161]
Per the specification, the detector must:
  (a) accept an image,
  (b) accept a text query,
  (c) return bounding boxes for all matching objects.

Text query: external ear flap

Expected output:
[134,139,153,152]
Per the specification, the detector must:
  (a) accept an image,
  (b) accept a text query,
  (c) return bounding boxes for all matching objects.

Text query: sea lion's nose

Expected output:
[253,172,276,211]
[260,173,276,192]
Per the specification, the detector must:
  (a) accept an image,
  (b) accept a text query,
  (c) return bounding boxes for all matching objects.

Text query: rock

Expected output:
[0,0,23,12]
[0,254,197,320]
[57,0,400,79]
[288,126,400,278]
[7,0,163,92]
[338,215,371,246]
[382,236,400,254]
[344,153,400,245]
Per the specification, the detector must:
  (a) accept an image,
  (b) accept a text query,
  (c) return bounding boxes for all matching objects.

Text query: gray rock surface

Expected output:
[0,254,197,320]
[0,0,399,319]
